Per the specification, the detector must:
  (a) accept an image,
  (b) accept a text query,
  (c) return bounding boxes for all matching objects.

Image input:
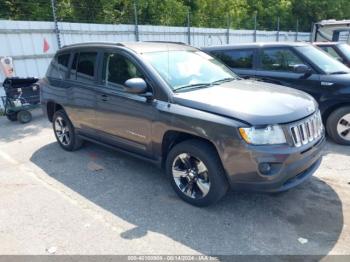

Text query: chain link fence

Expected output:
[0,0,312,89]
[0,0,312,48]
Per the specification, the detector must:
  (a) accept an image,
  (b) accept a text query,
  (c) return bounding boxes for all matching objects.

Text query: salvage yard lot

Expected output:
[0,109,349,255]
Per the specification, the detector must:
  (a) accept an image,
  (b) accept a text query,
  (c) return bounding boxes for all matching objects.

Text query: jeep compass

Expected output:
[41,42,325,206]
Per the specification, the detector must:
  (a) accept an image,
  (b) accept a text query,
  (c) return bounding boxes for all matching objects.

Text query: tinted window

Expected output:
[76,52,97,83]
[48,53,70,79]
[102,53,144,89]
[319,46,342,60]
[260,48,305,72]
[212,49,254,69]
[337,43,350,60]
[295,45,350,74]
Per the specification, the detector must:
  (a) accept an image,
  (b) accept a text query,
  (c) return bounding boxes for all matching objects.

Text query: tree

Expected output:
[0,0,52,21]
[291,0,350,31]
[0,0,348,32]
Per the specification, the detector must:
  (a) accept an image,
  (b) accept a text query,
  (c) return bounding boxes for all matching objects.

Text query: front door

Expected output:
[255,47,322,100]
[94,51,157,157]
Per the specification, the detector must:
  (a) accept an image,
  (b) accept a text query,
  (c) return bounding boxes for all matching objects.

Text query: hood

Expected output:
[173,80,317,125]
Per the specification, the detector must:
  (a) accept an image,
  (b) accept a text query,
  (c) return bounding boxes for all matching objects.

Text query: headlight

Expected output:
[239,125,286,145]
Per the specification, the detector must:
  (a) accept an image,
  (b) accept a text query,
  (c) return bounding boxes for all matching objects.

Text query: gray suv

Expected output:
[40,42,325,206]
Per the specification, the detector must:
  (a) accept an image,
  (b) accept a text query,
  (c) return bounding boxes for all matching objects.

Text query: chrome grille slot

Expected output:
[300,123,308,145]
[289,111,323,147]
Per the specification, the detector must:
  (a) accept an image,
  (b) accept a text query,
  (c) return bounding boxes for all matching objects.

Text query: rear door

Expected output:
[62,50,100,136]
[209,48,257,78]
[94,49,157,157]
[255,47,321,98]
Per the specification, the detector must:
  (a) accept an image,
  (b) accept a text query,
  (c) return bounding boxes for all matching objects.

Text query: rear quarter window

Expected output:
[69,52,97,84]
[211,49,254,69]
[47,53,70,79]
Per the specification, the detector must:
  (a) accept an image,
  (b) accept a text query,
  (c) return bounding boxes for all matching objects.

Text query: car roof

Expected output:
[202,41,310,51]
[313,42,344,46]
[60,41,198,54]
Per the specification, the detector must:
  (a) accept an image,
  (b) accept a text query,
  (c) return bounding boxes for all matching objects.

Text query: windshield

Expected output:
[296,45,350,74]
[142,50,237,91]
[338,43,350,59]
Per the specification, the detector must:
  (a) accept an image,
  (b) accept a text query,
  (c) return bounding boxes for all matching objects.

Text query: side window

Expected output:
[48,53,70,79]
[102,53,144,90]
[57,53,70,79]
[319,46,342,60]
[213,49,254,69]
[260,48,305,72]
[76,52,97,83]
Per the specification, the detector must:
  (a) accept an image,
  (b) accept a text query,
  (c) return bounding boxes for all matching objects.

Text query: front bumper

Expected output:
[222,135,326,192]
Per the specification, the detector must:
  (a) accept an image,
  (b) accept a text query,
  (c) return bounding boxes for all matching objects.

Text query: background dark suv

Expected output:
[203,42,350,145]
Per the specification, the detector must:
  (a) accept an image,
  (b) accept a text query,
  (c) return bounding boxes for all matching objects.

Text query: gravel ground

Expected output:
[0,109,349,257]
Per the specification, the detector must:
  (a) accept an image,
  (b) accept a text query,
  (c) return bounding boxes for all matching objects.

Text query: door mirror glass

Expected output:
[124,78,147,94]
[293,64,310,74]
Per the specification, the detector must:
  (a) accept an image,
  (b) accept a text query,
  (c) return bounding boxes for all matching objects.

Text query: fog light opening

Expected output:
[259,163,272,175]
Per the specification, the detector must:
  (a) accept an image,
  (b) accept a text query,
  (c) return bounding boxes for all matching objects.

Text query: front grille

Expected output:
[289,111,323,147]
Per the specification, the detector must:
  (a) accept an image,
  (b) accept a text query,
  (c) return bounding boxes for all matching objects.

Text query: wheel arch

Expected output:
[46,101,64,122]
[322,102,350,124]
[160,130,220,168]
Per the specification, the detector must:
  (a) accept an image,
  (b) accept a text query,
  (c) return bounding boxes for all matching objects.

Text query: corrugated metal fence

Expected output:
[0,20,310,107]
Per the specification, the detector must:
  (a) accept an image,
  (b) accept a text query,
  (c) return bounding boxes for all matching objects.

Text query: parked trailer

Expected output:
[312,19,350,43]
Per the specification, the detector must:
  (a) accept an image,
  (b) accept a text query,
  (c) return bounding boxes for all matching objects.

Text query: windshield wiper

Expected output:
[211,77,236,85]
[330,71,349,75]
[173,78,236,93]
[173,83,211,92]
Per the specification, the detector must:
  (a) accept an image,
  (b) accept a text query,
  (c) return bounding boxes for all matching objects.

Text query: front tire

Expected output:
[326,107,350,145]
[166,139,228,207]
[52,110,83,151]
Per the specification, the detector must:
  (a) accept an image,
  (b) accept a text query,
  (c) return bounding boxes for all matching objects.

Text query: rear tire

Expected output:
[6,112,17,121]
[17,110,32,124]
[326,107,350,145]
[165,139,228,207]
[52,110,83,151]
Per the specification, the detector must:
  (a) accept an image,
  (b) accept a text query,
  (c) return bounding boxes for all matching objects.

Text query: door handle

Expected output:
[100,94,108,101]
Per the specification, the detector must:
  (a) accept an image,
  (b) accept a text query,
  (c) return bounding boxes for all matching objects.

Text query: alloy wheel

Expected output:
[54,116,71,146]
[337,113,350,141]
[172,153,211,199]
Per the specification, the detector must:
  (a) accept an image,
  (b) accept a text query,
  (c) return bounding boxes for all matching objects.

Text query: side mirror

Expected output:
[294,64,312,78]
[124,78,147,94]
[293,64,309,74]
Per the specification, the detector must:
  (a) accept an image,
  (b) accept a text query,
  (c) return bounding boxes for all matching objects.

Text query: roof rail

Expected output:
[143,41,187,45]
[61,42,123,49]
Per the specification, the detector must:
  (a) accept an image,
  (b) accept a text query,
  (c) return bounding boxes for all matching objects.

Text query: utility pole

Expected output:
[133,0,139,41]
[295,19,299,41]
[253,12,257,42]
[276,17,280,42]
[187,10,191,45]
[226,15,231,44]
[51,0,61,49]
